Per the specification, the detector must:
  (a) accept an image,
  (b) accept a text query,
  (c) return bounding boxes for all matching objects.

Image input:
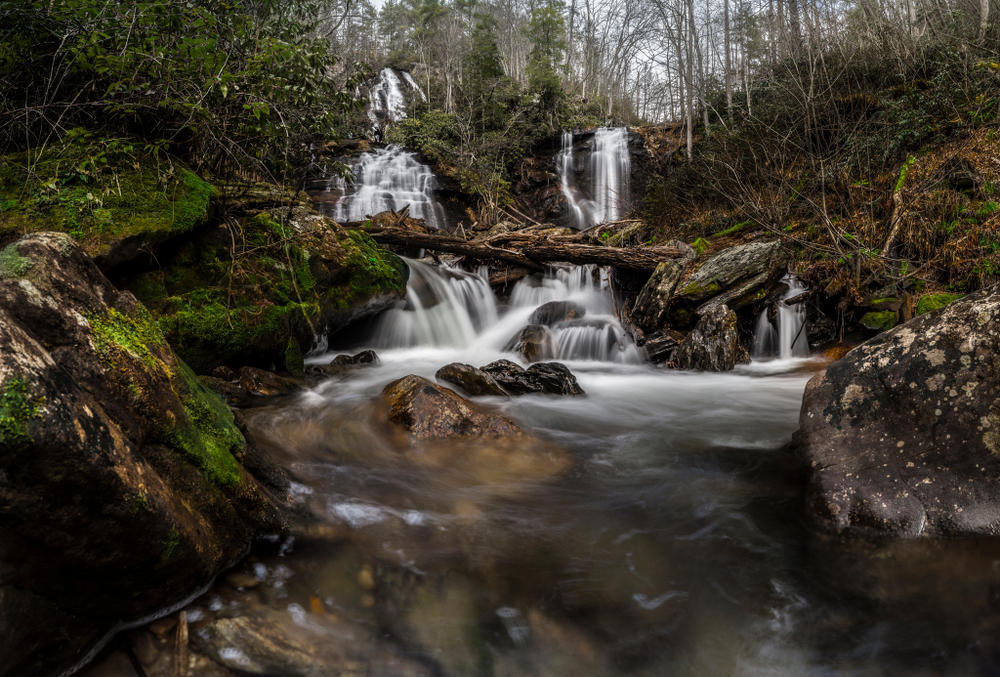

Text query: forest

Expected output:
[1,0,1000,675]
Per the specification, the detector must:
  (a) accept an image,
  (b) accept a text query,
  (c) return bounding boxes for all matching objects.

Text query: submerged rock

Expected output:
[798,284,1000,537]
[503,324,556,362]
[436,363,510,397]
[528,300,585,326]
[381,375,523,439]
[674,304,739,371]
[0,233,288,676]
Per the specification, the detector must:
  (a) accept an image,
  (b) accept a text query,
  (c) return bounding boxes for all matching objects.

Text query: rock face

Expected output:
[435,363,510,397]
[674,305,739,371]
[631,260,684,332]
[480,359,585,396]
[503,324,556,362]
[381,375,523,438]
[670,240,788,327]
[798,284,1000,537]
[0,233,288,676]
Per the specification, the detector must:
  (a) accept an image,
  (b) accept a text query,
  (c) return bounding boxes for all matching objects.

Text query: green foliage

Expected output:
[690,237,710,255]
[0,377,44,448]
[0,0,364,176]
[895,156,917,193]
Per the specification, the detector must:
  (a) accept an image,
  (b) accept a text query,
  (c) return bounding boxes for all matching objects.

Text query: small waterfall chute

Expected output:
[751,274,810,360]
[555,128,631,229]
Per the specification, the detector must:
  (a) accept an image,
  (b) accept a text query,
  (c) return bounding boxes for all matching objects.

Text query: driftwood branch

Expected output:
[364,227,681,273]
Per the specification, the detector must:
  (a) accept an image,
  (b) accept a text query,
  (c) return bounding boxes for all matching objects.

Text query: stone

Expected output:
[0,233,288,676]
[212,366,238,381]
[352,349,378,365]
[859,310,898,331]
[435,363,510,397]
[797,283,1000,537]
[528,301,585,326]
[642,331,682,364]
[631,260,684,332]
[503,324,556,362]
[674,305,739,371]
[667,239,698,262]
[381,375,523,439]
[239,366,301,397]
[479,360,544,395]
[525,363,585,396]
[199,375,251,407]
[670,240,789,327]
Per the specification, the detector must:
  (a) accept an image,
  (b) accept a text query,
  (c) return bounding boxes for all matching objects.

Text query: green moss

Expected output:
[88,305,168,370]
[681,280,722,297]
[860,310,898,331]
[895,155,917,193]
[162,526,180,562]
[870,297,899,310]
[169,361,244,489]
[0,377,44,448]
[0,243,34,279]
[916,292,962,316]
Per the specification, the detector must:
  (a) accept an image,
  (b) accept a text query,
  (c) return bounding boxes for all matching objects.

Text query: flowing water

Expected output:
[751,275,810,360]
[557,128,631,229]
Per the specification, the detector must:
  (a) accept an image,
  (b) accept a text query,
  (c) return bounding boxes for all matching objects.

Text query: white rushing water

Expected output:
[329,146,448,228]
[556,128,631,229]
[751,274,810,360]
[366,260,644,364]
[366,67,425,125]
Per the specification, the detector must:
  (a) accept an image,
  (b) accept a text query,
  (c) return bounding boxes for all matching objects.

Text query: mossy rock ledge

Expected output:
[116,204,408,374]
[0,233,290,676]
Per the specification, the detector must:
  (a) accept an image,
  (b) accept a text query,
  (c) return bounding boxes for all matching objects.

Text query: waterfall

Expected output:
[556,128,631,229]
[367,68,410,125]
[369,261,643,364]
[751,274,810,360]
[589,128,631,225]
[330,146,447,229]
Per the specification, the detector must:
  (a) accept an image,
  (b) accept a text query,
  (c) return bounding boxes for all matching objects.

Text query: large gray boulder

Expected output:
[670,240,789,327]
[674,305,739,372]
[631,260,684,333]
[798,284,1000,537]
[0,233,288,676]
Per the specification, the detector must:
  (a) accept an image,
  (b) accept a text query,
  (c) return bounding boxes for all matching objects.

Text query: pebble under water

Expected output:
[85,263,1000,677]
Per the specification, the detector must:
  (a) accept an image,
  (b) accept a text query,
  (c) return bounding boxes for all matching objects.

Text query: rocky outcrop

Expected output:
[435,363,510,396]
[669,240,789,327]
[631,260,684,332]
[480,359,585,396]
[798,284,1000,537]
[674,305,740,371]
[0,233,288,676]
[381,375,523,439]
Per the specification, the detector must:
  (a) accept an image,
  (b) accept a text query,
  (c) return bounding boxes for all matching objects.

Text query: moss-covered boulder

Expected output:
[117,206,408,373]
[916,292,963,316]
[0,233,289,676]
[0,140,214,270]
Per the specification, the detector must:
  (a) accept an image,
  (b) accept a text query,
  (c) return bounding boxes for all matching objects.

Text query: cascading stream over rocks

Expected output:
[556,127,631,229]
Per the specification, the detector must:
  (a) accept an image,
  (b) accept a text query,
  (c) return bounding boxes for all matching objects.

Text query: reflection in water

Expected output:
[138,261,1000,677]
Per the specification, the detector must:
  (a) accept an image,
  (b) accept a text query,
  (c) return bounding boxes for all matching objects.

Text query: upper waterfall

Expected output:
[556,128,631,229]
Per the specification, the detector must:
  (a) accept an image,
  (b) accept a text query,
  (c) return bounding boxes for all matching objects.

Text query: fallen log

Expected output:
[364,227,681,273]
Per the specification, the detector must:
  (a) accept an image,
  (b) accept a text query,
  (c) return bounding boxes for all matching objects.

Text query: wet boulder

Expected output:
[0,233,288,676]
[798,284,1000,537]
[528,300,585,326]
[670,240,789,327]
[674,305,739,372]
[631,260,684,333]
[480,359,585,396]
[199,375,252,407]
[381,375,523,439]
[503,324,557,362]
[436,363,510,397]
[480,359,545,395]
[525,362,585,396]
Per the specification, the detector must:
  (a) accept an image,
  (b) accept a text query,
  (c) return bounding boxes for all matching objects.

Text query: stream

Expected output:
[125,261,1000,677]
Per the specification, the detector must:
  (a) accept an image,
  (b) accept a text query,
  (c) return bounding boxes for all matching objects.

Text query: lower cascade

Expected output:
[369,260,644,364]
[328,146,448,228]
